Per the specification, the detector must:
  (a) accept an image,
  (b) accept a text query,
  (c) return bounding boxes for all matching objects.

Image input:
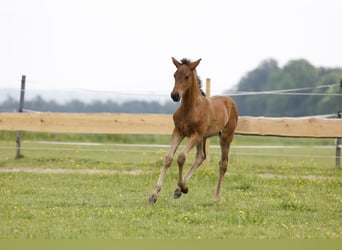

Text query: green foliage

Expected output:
[238,59,280,91]
[230,58,342,116]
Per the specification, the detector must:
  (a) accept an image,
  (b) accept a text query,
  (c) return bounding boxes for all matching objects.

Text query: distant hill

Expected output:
[0,88,170,104]
[0,89,178,114]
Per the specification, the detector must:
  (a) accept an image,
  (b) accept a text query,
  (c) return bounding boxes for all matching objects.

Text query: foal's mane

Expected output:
[180,58,206,96]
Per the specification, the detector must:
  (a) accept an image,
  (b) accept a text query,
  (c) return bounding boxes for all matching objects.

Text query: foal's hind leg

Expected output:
[174,138,207,198]
[215,131,234,201]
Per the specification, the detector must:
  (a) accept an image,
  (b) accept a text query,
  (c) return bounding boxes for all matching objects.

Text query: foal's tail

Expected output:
[226,97,239,135]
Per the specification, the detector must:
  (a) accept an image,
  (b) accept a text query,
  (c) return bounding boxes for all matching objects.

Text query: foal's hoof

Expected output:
[174,186,188,199]
[174,188,182,199]
[149,195,157,204]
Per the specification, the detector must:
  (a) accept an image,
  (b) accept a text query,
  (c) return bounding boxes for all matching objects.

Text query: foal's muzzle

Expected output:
[171,92,181,102]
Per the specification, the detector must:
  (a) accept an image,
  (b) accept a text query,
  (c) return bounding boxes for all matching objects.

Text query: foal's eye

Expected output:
[184,75,190,81]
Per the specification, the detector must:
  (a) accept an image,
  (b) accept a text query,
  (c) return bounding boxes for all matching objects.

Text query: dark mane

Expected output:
[180,58,192,65]
[180,58,205,96]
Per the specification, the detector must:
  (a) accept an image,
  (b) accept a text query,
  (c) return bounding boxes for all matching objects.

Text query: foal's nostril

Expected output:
[171,92,180,102]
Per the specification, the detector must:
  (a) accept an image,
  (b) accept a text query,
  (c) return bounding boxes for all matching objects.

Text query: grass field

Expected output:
[0,132,341,239]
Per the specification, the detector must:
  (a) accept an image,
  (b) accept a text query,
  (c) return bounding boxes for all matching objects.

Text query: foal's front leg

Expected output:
[174,135,203,199]
[149,130,183,203]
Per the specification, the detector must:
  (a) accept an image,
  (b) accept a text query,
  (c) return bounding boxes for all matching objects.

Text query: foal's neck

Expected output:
[181,72,205,108]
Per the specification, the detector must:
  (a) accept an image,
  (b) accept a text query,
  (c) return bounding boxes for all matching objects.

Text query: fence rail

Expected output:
[1,112,342,138]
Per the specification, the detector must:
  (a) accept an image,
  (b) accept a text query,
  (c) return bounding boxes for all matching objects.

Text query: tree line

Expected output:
[1,58,342,116]
[0,96,179,114]
[228,58,342,116]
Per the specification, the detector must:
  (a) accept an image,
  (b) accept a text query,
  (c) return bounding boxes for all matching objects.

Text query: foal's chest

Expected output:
[173,111,208,137]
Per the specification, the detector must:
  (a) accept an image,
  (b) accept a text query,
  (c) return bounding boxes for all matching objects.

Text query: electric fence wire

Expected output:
[0,144,338,159]
[24,80,341,98]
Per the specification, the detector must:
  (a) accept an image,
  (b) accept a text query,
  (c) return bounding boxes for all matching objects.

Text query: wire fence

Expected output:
[0,141,338,160]
[18,79,342,99]
[226,83,340,96]
[2,76,340,167]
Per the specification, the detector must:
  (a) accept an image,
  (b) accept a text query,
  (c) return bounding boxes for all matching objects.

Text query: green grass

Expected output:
[0,131,336,145]
[0,135,341,239]
[0,131,172,144]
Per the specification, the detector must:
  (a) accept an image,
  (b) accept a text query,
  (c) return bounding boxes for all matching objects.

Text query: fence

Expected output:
[0,76,341,167]
[1,112,342,138]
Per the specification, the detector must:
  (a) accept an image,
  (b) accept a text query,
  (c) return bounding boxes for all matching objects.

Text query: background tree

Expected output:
[2,58,341,116]
[229,58,342,116]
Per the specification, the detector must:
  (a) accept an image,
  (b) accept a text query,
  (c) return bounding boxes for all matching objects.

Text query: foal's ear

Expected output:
[188,58,201,70]
[172,57,182,68]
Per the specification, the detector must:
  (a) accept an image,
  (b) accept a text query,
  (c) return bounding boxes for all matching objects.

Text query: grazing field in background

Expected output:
[0,132,341,239]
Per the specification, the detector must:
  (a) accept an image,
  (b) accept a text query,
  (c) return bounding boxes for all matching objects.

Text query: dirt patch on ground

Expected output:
[0,167,149,175]
[0,168,340,181]
[257,173,342,181]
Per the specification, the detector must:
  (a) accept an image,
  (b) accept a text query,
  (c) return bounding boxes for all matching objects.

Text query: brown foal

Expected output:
[149,57,238,203]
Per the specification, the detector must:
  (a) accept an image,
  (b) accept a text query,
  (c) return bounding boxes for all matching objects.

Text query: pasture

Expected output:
[0,133,341,239]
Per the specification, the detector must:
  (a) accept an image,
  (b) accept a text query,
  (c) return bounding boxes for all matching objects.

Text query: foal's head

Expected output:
[170,57,204,102]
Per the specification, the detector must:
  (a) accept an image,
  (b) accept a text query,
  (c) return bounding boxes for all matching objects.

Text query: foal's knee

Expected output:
[164,155,173,168]
[177,153,186,166]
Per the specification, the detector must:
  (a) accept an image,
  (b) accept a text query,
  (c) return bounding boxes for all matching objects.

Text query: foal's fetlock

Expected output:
[181,186,188,194]
[177,180,188,194]
[174,185,189,199]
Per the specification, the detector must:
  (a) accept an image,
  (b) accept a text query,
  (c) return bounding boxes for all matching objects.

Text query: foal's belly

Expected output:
[205,96,232,137]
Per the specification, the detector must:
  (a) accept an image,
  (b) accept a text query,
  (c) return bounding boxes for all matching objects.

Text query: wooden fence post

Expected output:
[15,75,26,159]
[336,79,342,169]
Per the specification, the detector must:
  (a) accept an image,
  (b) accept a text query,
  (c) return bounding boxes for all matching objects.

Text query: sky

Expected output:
[1,0,342,99]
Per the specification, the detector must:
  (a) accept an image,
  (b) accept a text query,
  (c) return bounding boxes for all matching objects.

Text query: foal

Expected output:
[149,57,238,203]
